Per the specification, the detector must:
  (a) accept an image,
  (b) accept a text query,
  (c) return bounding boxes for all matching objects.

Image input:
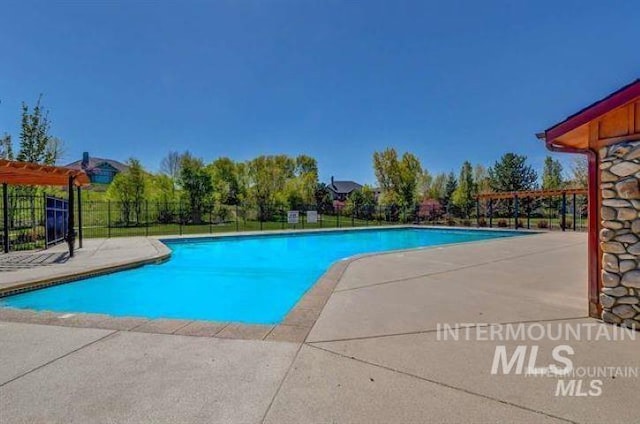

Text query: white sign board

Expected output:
[307,210,318,224]
[287,210,299,224]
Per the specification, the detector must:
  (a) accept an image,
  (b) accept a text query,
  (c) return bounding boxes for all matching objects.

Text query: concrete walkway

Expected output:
[1,231,639,423]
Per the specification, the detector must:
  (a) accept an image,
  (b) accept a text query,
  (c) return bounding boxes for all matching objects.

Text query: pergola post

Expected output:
[573,193,578,231]
[77,186,83,248]
[488,199,493,228]
[67,176,76,257]
[561,191,567,231]
[475,198,480,227]
[514,195,519,229]
[2,183,8,253]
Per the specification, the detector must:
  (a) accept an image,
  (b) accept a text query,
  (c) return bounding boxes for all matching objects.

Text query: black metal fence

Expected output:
[77,201,419,238]
[475,193,589,231]
[1,193,47,252]
[1,192,589,253]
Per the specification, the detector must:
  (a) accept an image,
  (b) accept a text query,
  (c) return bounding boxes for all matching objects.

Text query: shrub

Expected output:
[447,218,457,226]
[537,220,549,229]
[462,219,471,227]
[497,219,508,228]
[478,218,487,227]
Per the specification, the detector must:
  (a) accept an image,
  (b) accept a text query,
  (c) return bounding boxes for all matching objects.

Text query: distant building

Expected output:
[66,152,128,185]
[327,176,363,201]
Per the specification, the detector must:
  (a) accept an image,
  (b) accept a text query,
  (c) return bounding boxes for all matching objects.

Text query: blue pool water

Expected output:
[2,228,525,324]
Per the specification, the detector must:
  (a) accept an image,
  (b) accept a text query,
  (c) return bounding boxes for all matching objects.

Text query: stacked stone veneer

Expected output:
[600,140,640,329]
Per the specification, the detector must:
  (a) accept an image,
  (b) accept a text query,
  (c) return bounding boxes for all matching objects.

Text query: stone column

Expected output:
[600,141,640,329]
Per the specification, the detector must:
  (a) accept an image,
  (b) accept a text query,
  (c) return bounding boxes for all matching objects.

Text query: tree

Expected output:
[208,157,242,205]
[314,183,333,214]
[488,153,538,192]
[373,148,423,208]
[247,155,295,219]
[160,151,183,186]
[1,133,13,159]
[474,164,491,194]
[107,158,147,225]
[345,185,377,219]
[295,155,318,206]
[429,173,447,200]
[17,95,62,165]
[542,156,564,190]
[442,172,457,214]
[179,154,213,224]
[452,161,477,218]
[570,157,588,188]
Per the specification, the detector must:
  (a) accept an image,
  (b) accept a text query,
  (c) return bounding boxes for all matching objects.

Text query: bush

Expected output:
[537,220,549,229]
[462,219,471,227]
[478,218,487,227]
[497,219,508,228]
[447,218,457,226]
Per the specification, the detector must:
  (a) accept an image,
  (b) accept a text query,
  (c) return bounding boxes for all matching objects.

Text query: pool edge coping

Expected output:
[0,225,542,343]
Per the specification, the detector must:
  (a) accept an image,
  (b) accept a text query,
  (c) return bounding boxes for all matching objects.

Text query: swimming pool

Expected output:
[1,228,526,324]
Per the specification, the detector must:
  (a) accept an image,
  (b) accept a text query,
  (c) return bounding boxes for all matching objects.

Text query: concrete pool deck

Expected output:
[1,231,639,423]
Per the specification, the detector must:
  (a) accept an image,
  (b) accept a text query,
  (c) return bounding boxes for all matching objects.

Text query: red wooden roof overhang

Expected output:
[535,79,640,320]
[0,159,90,187]
[537,79,640,152]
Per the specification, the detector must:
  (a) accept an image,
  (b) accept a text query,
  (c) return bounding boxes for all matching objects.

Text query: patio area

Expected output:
[1,231,639,423]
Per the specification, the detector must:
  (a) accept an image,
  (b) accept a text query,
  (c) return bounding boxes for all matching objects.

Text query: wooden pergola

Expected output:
[1,159,90,256]
[537,79,640,319]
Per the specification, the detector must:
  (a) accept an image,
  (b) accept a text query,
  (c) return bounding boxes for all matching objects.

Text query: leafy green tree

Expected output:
[17,96,62,165]
[345,185,377,218]
[107,158,147,225]
[428,173,447,200]
[570,157,588,188]
[452,161,477,218]
[247,155,295,219]
[488,153,538,192]
[295,155,318,206]
[442,172,457,214]
[208,157,242,205]
[541,156,564,190]
[373,148,423,208]
[179,154,213,224]
[314,183,333,213]
[474,164,491,194]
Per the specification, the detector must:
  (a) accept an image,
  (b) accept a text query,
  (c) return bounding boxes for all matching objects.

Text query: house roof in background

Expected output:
[328,180,363,194]
[65,157,129,173]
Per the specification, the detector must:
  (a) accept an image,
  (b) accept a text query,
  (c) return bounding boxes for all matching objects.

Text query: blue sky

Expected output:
[0,0,638,184]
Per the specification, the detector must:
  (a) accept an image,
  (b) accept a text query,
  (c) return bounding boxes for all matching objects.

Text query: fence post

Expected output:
[527,200,531,229]
[209,205,213,234]
[337,206,340,228]
[179,203,183,236]
[2,183,8,253]
[107,200,111,238]
[281,209,285,230]
[236,204,239,232]
[145,200,149,237]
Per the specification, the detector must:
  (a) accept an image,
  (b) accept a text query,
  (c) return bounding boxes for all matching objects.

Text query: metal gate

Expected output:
[45,195,68,247]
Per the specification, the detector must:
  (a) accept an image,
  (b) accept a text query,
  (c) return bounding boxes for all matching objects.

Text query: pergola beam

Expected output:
[477,188,587,200]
